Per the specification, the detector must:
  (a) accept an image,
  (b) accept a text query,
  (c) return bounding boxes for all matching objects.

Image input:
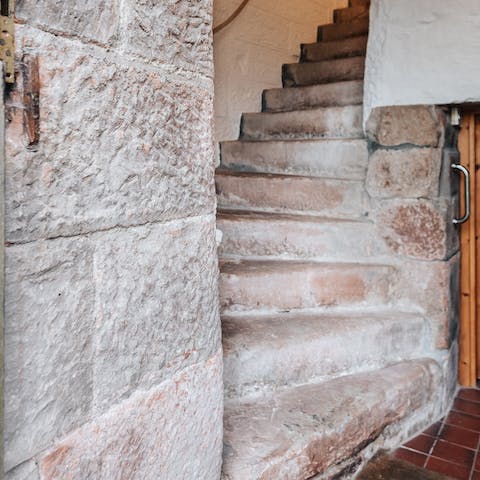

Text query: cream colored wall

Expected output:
[214,0,348,143]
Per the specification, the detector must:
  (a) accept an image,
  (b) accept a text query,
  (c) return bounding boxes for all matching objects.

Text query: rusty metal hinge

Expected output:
[0,0,14,84]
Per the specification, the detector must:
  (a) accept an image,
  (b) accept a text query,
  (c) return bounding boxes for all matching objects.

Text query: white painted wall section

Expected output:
[365,0,480,121]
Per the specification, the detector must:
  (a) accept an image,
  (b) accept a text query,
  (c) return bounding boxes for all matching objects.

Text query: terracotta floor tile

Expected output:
[439,423,480,449]
[458,389,480,404]
[453,398,480,417]
[431,440,475,467]
[425,457,471,480]
[424,421,443,438]
[475,453,480,471]
[472,470,480,480]
[393,448,428,468]
[446,411,480,432]
[404,434,436,454]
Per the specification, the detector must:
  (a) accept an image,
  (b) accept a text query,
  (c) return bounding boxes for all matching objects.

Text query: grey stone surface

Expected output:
[301,35,368,62]
[6,27,215,243]
[39,354,223,480]
[5,460,39,480]
[121,0,213,77]
[92,215,221,414]
[367,148,442,199]
[5,237,95,470]
[16,0,120,45]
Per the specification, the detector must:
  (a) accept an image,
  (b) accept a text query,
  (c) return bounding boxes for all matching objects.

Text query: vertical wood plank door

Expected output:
[458,112,480,386]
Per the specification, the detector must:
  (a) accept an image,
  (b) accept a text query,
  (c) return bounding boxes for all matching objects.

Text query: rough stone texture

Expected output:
[217,212,385,261]
[5,237,95,471]
[122,0,213,77]
[6,1,221,475]
[301,35,368,62]
[216,171,369,218]
[222,311,427,398]
[15,0,120,46]
[366,106,441,147]
[6,27,215,243]
[39,354,223,480]
[5,215,220,470]
[220,139,369,179]
[366,148,442,199]
[92,216,221,414]
[240,105,363,141]
[5,460,39,480]
[263,80,364,113]
[222,360,441,480]
[318,16,370,41]
[220,260,393,313]
[376,199,451,261]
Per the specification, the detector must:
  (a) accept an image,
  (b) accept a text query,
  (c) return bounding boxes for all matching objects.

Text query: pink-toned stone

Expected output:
[222,360,441,480]
[378,200,448,260]
[219,260,393,313]
[366,106,441,147]
[366,148,442,199]
[39,354,223,480]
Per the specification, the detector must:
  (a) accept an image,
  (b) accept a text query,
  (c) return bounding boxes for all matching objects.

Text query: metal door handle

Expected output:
[452,163,470,225]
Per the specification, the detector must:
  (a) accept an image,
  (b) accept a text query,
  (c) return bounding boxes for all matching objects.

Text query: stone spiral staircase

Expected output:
[216,1,444,478]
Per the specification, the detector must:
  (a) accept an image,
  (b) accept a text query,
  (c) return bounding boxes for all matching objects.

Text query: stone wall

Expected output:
[214,0,347,144]
[5,2,223,479]
[365,105,460,405]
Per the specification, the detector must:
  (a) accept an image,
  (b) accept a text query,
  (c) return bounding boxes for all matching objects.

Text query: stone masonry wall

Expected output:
[366,105,460,405]
[5,2,223,479]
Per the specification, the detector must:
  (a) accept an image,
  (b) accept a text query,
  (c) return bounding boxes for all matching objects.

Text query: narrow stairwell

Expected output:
[216,1,444,478]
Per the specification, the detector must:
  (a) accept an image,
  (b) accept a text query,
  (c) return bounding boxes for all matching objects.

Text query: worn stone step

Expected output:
[215,171,368,219]
[219,259,393,313]
[334,5,369,24]
[263,80,363,113]
[283,56,365,88]
[240,105,363,141]
[222,359,441,479]
[222,311,428,398]
[219,139,369,180]
[318,17,369,42]
[301,35,368,63]
[216,212,386,261]
[350,0,370,7]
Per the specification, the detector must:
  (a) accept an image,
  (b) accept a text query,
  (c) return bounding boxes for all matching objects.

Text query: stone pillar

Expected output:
[366,105,460,406]
[4,2,223,479]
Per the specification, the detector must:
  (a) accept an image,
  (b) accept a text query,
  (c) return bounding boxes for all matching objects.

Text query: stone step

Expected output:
[301,35,368,63]
[263,80,363,113]
[219,139,369,180]
[240,105,363,141]
[318,17,369,42]
[222,359,441,479]
[283,56,365,88]
[215,171,368,219]
[334,5,369,24]
[216,211,385,261]
[222,311,428,398]
[219,259,393,314]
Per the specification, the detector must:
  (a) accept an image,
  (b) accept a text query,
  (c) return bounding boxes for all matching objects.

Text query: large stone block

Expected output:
[6,27,215,243]
[121,0,213,77]
[5,459,39,480]
[366,148,442,199]
[16,0,120,46]
[92,215,221,414]
[39,354,223,480]
[393,254,460,349]
[376,199,454,261]
[5,237,95,470]
[366,106,441,147]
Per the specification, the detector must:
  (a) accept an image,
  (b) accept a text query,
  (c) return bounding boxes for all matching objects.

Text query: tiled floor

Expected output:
[394,389,480,479]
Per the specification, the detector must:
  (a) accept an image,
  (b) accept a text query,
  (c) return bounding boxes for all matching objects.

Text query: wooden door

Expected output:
[458,112,480,386]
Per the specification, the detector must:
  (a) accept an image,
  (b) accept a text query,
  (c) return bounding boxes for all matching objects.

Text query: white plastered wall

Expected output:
[214,0,348,143]
[364,0,480,123]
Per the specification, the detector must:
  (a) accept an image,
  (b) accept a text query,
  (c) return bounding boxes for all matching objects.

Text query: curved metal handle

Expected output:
[452,164,471,225]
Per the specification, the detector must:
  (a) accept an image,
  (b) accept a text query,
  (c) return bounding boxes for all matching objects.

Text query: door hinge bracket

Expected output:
[0,0,14,84]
